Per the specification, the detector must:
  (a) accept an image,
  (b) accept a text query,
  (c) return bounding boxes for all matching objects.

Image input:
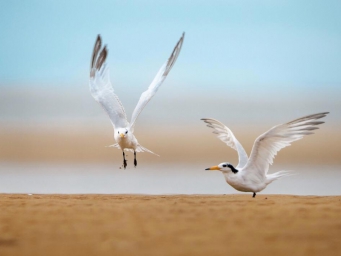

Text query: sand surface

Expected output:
[1,194,341,256]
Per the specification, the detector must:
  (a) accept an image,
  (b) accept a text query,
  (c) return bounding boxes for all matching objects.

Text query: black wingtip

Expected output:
[95,45,108,71]
[91,35,103,72]
[96,34,102,44]
[200,118,211,123]
[163,32,185,76]
[287,111,330,125]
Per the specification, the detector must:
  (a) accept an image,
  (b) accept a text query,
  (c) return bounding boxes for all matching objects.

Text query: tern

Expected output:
[89,33,185,169]
[202,112,329,197]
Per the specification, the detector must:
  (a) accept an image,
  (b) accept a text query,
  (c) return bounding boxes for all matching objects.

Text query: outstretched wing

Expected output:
[129,32,185,131]
[89,35,129,129]
[201,118,249,169]
[244,112,329,174]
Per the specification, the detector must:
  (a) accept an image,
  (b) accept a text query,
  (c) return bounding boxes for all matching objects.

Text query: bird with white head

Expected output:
[89,33,185,169]
[203,112,329,197]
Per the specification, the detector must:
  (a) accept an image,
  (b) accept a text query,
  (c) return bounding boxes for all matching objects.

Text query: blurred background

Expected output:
[0,0,340,194]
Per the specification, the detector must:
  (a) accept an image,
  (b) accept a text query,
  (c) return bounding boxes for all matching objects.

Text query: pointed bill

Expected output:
[205,166,220,171]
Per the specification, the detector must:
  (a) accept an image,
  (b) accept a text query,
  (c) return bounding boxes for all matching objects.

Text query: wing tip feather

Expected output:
[163,32,185,76]
[287,112,330,125]
[90,35,108,78]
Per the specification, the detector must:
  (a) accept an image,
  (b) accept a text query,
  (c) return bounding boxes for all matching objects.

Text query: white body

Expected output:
[202,112,329,194]
[224,170,266,193]
[222,167,285,193]
[114,129,138,151]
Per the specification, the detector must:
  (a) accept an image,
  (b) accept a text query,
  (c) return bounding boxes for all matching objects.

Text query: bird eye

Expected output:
[118,131,119,134]
[125,131,128,134]
[222,164,227,168]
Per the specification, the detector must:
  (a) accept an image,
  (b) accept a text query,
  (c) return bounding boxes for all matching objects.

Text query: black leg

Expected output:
[123,151,127,169]
[134,151,137,167]
[253,192,256,198]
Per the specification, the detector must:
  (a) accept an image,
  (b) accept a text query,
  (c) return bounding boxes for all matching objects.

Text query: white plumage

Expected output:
[89,33,185,168]
[202,112,329,197]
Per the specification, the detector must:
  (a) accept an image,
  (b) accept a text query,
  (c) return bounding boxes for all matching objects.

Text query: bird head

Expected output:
[117,128,129,139]
[205,162,238,174]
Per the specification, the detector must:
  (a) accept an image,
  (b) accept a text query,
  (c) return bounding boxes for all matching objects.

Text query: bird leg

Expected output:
[253,192,256,198]
[134,151,137,167]
[123,151,127,169]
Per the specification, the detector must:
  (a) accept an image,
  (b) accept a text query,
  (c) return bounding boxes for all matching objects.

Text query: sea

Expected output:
[0,163,340,195]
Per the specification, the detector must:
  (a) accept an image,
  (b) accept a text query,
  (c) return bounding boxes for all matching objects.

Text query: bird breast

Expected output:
[115,133,137,150]
[224,172,267,193]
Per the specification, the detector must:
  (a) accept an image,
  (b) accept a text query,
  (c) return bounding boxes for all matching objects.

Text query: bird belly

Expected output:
[115,135,138,151]
[224,173,267,193]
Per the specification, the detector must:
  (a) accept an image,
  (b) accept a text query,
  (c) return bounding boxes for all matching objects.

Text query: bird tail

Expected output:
[106,143,159,156]
[266,170,295,184]
[136,144,159,156]
[106,143,120,149]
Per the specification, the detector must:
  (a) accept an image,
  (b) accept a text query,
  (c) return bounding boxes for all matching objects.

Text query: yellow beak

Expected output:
[205,165,220,171]
[120,133,125,138]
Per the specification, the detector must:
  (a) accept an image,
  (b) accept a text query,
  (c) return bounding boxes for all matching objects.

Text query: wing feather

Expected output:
[129,33,185,131]
[201,118,249,169]
[89,35,128,129]
[244,112,329,174]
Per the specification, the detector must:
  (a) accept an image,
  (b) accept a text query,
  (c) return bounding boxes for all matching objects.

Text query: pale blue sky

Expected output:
[1,0,340,88]
[0,1,340,125]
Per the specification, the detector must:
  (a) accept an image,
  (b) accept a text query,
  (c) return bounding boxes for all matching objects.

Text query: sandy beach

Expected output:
[1,194,341,256]
[2,1,341,255]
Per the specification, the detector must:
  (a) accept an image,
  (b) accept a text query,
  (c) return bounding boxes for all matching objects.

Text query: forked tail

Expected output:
[266,171,294,184]
[136,144,159,156]
[107,143,159,156]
